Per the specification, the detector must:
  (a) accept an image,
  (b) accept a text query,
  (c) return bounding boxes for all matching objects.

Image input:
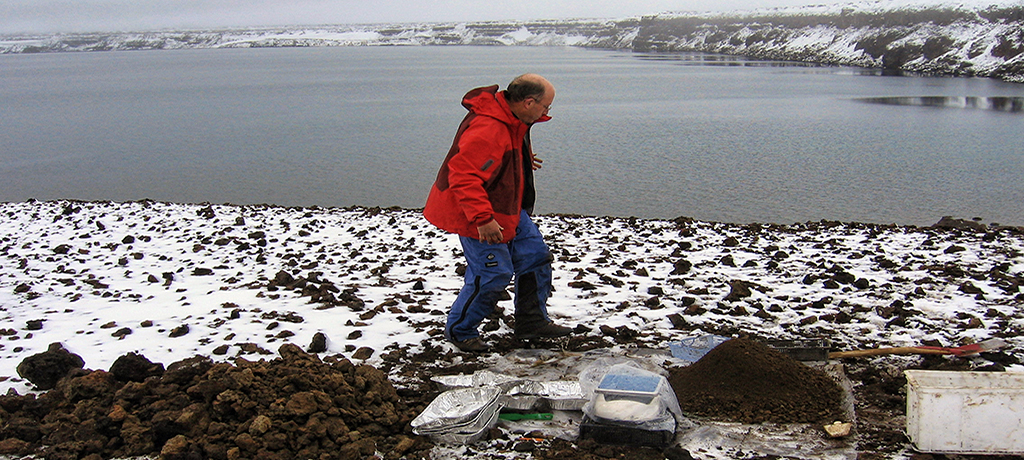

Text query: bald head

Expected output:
[506,74,555,124]
[506,74,553,103]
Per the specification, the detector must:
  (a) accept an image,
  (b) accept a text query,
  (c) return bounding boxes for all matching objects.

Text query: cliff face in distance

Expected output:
[630,3,1024,83]
[2,2,1022,83]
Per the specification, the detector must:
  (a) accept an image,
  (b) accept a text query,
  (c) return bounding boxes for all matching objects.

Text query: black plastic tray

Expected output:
[764,338,830,361]
[578,416,675,448]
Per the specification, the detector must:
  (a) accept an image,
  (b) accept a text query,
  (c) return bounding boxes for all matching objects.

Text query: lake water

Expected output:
[2,46,1022,226]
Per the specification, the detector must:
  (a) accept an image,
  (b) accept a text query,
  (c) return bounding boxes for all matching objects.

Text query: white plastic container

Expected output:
[905,370,1024,454]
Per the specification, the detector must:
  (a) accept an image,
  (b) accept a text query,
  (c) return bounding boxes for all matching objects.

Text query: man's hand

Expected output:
[477,220,505,244]
[531,154,543,171]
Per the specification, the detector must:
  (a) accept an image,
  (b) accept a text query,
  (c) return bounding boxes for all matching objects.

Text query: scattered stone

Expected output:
[568,280,597,290]
[723,280,752,301]
[959,282,984,295]
[83,279,109,289]
[16,343,86,390]
[309,332,328,353]
[159,434,192,460]
[667,313,687,329]
[944,244,966,254]
[196,205,216,219]
[109,352,164,382]
[352,347,374,360]
[934,216,985,232]
[670,259,692,275]
[168,325,190,338]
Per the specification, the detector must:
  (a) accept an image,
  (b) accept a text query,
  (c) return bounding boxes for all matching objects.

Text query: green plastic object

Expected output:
[499,413,554,421]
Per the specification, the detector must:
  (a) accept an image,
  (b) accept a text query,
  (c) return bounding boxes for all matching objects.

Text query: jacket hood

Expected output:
[462,85,550,126]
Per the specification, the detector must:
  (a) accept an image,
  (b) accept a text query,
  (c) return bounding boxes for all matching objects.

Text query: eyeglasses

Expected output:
[529,97,552,112]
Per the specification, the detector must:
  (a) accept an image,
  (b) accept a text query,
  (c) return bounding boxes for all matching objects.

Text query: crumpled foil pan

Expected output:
[418,396,502,435]
[427,406,502,444]
[538,380,587,410]
[547,397,587,411]
[500,380,587,411]
[500,394,542,411]
[411,387,502,434]
[432,370,523,391]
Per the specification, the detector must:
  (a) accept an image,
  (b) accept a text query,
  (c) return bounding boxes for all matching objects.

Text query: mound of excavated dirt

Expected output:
[668,337,844,424]
[0,343,431,460]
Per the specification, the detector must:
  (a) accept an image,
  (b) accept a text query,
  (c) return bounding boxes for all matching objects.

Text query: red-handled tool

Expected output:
[829,338,1007,359]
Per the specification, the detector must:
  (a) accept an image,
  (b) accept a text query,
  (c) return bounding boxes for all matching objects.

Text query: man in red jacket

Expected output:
[424,74,572,352]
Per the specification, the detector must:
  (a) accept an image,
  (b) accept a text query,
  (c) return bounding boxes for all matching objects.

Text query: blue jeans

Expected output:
[445,211,553,342]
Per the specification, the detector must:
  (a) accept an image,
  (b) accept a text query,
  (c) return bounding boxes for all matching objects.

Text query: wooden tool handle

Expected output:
[829,347,950,358]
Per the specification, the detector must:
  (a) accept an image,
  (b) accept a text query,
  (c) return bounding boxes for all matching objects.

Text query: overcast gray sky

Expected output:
[2,0,836,34]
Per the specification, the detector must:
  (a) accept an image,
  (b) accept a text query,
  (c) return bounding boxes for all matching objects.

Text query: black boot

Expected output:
[514,272,572,339]
[514,321,572,340]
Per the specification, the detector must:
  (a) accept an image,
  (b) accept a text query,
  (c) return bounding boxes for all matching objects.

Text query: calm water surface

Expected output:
[1,46,1022,226]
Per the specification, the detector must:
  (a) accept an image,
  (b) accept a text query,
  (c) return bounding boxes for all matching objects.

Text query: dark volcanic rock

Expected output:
[723,279,752,301]
[934,216,986,232]
[309,332,329,353]
[16,343,86,390]
[110,352,165,382]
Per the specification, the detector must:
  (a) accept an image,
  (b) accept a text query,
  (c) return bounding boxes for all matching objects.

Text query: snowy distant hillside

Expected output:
[1,1,1022,82]
[636,1,1024,82]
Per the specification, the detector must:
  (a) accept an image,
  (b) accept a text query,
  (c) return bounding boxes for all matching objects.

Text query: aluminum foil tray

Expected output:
[432,370,523,391]
[501,394,542,411]
[547,396,588,411]
[428,406,501,445]
[539,381,587,410]
[411,387,502,434]
[417,396,503,435]
[538,381,581,396]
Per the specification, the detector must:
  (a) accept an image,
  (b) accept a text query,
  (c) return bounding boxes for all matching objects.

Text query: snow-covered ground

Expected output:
[2,199,1021,397]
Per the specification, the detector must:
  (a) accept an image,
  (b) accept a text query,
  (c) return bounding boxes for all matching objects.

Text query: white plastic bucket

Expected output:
[905,370,1024,454]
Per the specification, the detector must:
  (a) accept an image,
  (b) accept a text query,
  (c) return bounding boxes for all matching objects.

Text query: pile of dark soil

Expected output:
[0,344,431,460]
[668,337,845,424]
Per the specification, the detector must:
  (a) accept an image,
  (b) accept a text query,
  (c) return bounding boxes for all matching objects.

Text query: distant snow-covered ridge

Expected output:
[638,2,1024,82]
[1,2,1021,82]
[0,19,629,52]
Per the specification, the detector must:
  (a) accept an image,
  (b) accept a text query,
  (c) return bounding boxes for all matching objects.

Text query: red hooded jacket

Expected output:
[424,85,549,243]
